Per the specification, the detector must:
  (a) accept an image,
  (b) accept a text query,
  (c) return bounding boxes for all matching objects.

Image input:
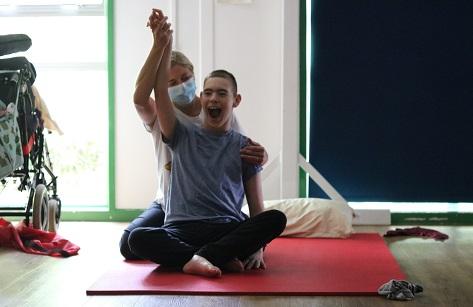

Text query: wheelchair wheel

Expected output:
[32,184,49,230]
[47,198,60,233]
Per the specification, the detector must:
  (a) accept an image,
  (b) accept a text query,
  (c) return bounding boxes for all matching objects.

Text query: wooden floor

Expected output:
[0,222,472,307]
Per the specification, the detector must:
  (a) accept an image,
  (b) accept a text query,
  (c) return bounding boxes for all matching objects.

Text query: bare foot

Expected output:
[222,258,244,273]
[183,255,222,278]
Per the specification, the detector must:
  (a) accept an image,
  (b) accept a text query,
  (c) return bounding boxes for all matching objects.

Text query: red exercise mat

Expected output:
[87,233,405,296]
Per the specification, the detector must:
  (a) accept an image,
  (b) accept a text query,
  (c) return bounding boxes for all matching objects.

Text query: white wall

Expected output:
[114,0,299,209]
[114,0,171,209]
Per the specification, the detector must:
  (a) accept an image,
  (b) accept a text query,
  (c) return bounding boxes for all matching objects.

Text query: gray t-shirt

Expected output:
[147,107,244,205]
[163,120,261,224]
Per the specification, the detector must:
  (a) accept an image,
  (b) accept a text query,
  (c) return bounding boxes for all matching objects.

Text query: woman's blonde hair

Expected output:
[171,51,194,73]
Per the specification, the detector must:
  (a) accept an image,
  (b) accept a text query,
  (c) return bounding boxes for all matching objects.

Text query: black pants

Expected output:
[128,209,286,268]
[119,201,165,260]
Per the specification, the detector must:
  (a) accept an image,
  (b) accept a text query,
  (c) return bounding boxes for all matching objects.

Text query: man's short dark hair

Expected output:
[204,69,238,95]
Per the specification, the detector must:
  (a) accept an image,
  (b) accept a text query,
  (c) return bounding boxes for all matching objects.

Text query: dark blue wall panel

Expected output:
[309,0,473,201]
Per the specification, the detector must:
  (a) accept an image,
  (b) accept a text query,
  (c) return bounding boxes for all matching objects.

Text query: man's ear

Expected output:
[233,94,241,108]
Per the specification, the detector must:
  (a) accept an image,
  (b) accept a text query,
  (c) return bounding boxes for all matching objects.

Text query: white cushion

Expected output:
[264,198,354,238]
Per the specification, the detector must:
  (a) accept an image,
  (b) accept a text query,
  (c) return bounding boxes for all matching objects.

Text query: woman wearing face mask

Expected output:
[119,9,268,260]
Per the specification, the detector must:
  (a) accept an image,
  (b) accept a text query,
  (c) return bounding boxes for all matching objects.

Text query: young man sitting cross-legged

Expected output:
[127,13,286,278]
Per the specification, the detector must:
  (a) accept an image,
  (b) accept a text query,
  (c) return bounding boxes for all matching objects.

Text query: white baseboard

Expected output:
[353,209,391,225]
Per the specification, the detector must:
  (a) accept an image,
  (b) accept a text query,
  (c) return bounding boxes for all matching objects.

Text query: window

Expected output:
[306,0,473,214]
[0,1,108,209]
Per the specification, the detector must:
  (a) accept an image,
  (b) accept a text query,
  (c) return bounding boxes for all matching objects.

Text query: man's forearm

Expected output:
[245,173,264,217]
[154,40,176,140]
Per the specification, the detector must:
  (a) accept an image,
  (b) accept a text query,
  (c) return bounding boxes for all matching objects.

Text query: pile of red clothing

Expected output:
[0,218,79,257]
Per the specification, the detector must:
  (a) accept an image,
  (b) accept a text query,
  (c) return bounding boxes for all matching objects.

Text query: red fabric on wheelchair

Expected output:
[22,132,35,155]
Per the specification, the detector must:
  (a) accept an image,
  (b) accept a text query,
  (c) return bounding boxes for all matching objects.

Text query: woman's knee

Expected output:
[128,227,167,254]
[127,227,147,251]
[119,230,139,260]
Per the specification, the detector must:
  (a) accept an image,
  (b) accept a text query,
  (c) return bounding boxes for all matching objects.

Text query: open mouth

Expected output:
[208,106,222,119]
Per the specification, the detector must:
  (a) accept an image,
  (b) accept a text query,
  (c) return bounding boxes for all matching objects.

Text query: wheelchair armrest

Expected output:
[0,34,32,57]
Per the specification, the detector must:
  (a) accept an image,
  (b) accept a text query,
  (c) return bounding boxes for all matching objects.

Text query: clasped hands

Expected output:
[147,8,172,47]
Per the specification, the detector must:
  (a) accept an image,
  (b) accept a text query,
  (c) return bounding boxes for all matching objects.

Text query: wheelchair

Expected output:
[0,34,61,232]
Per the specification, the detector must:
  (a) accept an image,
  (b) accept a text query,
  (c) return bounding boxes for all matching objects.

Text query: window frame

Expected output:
[0,0,143,220]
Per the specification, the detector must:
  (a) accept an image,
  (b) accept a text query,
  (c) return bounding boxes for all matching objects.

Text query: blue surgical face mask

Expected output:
[168,78,197,106]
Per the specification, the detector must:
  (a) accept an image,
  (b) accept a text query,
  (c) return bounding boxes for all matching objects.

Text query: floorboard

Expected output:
[1,222,472,307]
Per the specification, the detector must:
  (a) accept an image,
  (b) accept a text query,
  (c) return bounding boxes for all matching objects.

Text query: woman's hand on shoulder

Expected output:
[240,138,268,166]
